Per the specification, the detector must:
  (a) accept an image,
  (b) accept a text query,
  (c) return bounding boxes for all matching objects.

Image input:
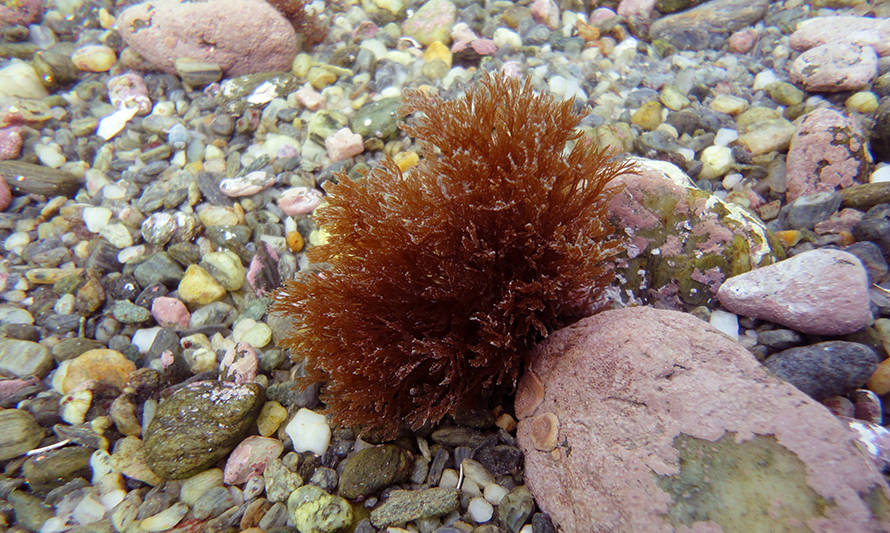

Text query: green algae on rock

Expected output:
[143,380,264,479]
[607,158,783,308]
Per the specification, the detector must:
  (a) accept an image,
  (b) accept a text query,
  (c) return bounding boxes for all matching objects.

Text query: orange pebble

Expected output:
[773,230,801,248]
[838,230,856,246]
[286,231,304,252]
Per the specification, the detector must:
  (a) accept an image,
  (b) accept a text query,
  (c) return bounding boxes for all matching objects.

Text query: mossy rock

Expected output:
[608,158,782,308]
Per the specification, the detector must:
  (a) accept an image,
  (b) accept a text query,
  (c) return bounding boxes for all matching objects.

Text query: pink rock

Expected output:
[0,176,11,212]
[728,28,757,53]
[790,16,890,57]
[450,22,477,45]
[589,7,617,24]
[294,87,325,111]
[107,72,152,115]
[0,0,43,26]
[277,186,323,216]
[219,342,258,385]
[325,127,364,162]
[470,38,497,56]
[0,126,22,161]
[530,0,560,30]
[151,297,190,329]
[616,0,656,20]
[717,248,871,335]
[223,435,284,484]
[813,207,864,235]
[246,243,280,296]
[516,307,890,533]
[789,43,877,92]
[785,108,869,202]
[116,0,298,76]
[219,171,276,197]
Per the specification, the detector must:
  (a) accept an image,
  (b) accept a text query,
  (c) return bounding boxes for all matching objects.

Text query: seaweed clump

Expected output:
[274,74,634,439]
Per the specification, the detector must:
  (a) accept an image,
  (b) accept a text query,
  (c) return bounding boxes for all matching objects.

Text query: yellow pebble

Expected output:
[257,401,289,436]
[98,8,115,29]
[630,101,662,131]
[286,230,304,253]
[867,357,890,395]
[423,41,452,68]
[845,91,879,114]
[773,230,801,248]
[394,151,419,172]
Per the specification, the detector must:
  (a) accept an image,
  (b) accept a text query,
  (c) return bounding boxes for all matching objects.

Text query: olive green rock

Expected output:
[350,97,401,141]
[9,490,53,531]
[840,181,890,211]
[338,444,413,500]
[22,446,92,493]
[0,161,82,197]
[143,380,264,479]
[0,409,44,460]
[288,485,354,533]
[369,487,459,528]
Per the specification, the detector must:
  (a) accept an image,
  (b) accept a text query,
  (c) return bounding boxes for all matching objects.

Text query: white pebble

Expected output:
[722,173,743,191]
[709,309,739,341]
[72,491,105,525]
[285,408,331,455]
[4,231,31,254]
[101,183,127,200]
[54,293,75,314]
[140,502,189,532]
[61,389,92,425]
[132,327,162,354]
[82,206,112,233]
[439,468,459,489]
[483,483,508,505]
[467,496,494,523]
[0,59,48,99]
[99,222,134,248]
[752,69,778,91]
[493,27,522,48]
[870,165,890,183]
[34,143,66,168]
[713,128,739,147]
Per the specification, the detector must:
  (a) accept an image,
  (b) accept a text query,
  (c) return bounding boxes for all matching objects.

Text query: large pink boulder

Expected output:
[116,0,298,76]
[785,108,870,202]
[717,248,871,335]
[516,307,890,532]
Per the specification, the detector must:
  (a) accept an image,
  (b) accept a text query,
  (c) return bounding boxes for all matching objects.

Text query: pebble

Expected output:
[0,409,43,460]
[220,170,276,197]
[224,435,284,484]
[698,145,734,180]
[231,318,272,348]
[278,186,323,216]
[178,264,227,306]
[288,484,353,533]
[468,496,494,523]
[51,348,136,395]
[339,445,414,499]
[142,380,264,479]
[264,458,303,503]
[790,43,877,92]
[180,468,223,506]
[150,296,190,329]
[71,45,117,72]
[200,250,245,291]
[765,341,879,400]
[369,487,460,528]
[325,127,364,162]
[140,502,188,531]
[285,408,331,456]
[403,0,456,46]
[0,338,53,378]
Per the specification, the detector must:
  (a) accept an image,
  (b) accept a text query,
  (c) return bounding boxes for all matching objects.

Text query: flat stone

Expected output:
[22,446,92,493]
[0,339,53,378]
[143,380,264,479]
[369,487,460,528]
[717,249,871,335]
[790,43,877,93]
[0,160,82,197]
[0,409,43,460]
[516,307,890,532]
[648,0,768,50]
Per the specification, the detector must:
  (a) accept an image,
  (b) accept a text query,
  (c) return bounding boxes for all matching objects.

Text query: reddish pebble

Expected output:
[530,0,560,30]
[728,29,757,53]
[277,186,323,216]
[294,87,325,111]
[0,176,11,212]
[589,7,617,24]
[151,297,191,329]
[223,435,284,485]
[325,127,364,162]
[0,126,23,161]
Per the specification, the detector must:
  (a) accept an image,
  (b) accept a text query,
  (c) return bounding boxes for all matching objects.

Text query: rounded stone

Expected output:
[288,485,353,533]
[338,445,414,500]
[51,349,136,395]
[764,341,879,400]
[22,446,93,493]
[199,250,245,291]
[116,0,298,76]
[143,380,264,479]
[0,339,53,378]
[0,409,44,461]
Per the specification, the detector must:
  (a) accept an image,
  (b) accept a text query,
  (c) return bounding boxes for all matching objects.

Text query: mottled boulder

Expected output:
[143,380,264,479]
[785,108,870,202]
[116,0,298,76]
[717,249,871,335]
[607,158,781,309]
[516,307,890,532]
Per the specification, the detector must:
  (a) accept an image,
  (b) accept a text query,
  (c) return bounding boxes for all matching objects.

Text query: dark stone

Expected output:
[781,191,842,230]
[133,252,185,288]
[764,341,879,400]
[338,445,413,500]
[22,446,92,493]
[532,512,556,533]
[853,203,890,257]
[474,443,523,476]
[142,381,264,479]
[843,241,889,282]
[757,328,803,351]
